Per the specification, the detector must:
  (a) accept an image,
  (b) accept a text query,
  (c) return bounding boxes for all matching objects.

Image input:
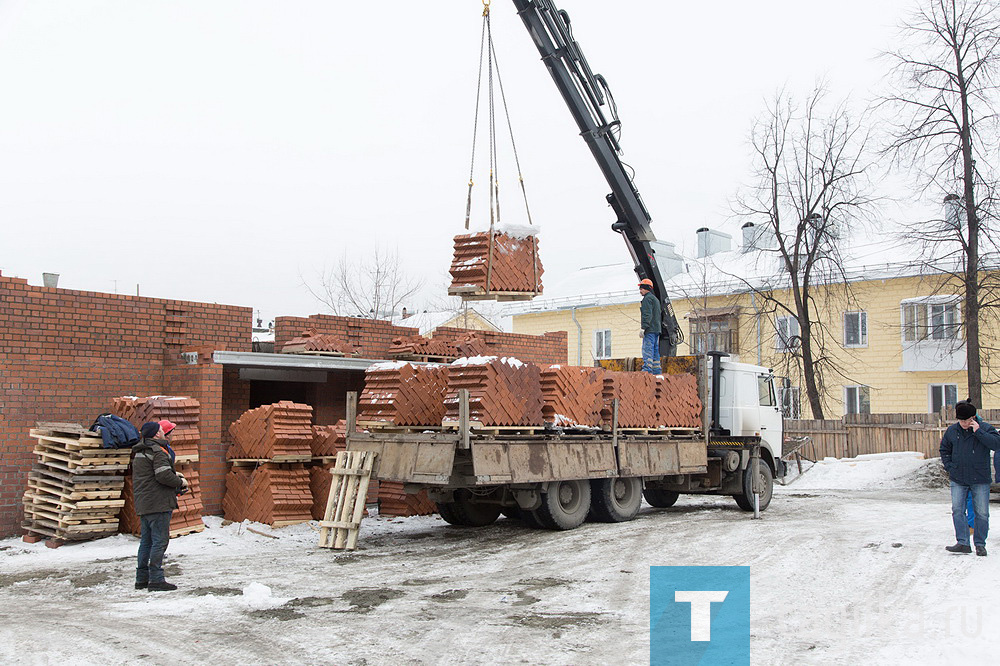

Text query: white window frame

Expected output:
[780,386,801,419]
[594,329,612,360]
[843,311,868,348]
[929,384,958,413]
[844,385,871,415]
[901,297,961,343]
[775,316,800,352]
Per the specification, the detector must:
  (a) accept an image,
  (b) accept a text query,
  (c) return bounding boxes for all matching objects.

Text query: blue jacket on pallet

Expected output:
[90,414,141,449]
[940,416,1000,486]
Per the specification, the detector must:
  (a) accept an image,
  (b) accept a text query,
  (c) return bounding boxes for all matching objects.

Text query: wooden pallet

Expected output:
[357,421,445,433]
[388,354,458,363]
[441,421,544,435]
[318,450,375,551]
[228,456,312,465]
[447,286,538,302]
[169,524,205,538]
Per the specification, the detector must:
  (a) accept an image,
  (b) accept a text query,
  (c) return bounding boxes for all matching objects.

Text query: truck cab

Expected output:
[712,356,784,472]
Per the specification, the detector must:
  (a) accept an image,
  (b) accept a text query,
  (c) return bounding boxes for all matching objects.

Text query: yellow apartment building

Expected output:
[510,239,999,419]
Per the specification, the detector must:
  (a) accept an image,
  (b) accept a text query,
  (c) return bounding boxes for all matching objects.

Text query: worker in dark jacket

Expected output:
[133,421,187,590]
[940,401,1000,556]
[638,278,662,374]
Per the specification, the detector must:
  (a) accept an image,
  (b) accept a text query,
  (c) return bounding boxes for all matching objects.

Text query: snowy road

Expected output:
[1,473,997,665]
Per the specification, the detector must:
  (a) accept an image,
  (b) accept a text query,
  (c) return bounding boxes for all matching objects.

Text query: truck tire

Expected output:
[734,461,774,512]
[451,489,501,526]
[589,477,642,522]
[642,487,679,508]
[534,480,591,530]
[436,501,463,525]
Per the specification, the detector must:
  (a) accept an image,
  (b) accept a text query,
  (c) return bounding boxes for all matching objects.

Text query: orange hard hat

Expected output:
[638,278,654,289]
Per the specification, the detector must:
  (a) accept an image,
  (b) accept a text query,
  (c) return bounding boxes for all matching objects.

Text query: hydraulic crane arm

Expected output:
[511,0,682,356]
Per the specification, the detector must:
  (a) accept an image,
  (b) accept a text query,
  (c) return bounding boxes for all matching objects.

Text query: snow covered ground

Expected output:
[1,454,997,665]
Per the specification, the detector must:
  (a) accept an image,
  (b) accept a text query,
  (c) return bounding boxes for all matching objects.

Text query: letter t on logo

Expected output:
[674,591,729,641]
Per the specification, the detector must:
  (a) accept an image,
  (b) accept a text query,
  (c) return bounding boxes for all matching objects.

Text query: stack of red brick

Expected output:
[388,332,489,360]
[358,362,450,426]
[655,373,703,428]
[222,464,312,526]
[227,402,313,459]
[600,372,660,427]
[449,231,543,295]
[444,357,544,426]
[377,482,437,517]
[540,365,605,427]
[281,330,356,355]
[112,395,204,537]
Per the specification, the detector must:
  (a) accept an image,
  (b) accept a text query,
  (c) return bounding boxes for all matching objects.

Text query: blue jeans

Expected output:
[137,511,172,584]
[966,494,975,528]
[641,333,661,374]
[951,482,990,547]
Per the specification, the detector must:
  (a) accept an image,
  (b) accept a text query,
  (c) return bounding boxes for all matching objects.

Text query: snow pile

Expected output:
[495,222,540,239]
[789,452,938,490]
[241,582,288,610]
[451,355,497,367]
[367,361,410,372]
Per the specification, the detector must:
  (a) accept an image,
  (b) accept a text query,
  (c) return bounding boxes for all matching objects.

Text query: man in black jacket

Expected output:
[940,401,1000,556]
[133,421,187,590]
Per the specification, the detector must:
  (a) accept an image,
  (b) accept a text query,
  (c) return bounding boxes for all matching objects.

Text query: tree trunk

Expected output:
[799,315,825,419]
[957,56,982,406]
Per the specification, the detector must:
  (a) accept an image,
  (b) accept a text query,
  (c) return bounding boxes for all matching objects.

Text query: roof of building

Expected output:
[389,308,503,335]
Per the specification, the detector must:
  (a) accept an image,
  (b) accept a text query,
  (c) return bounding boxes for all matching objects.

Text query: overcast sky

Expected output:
[0,0,923,323]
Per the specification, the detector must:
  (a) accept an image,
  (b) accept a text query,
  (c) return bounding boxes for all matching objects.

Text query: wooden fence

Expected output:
[784,410,1000,461]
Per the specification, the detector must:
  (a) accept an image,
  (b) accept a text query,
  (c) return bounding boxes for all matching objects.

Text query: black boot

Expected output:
[976,545,988,557]
[147,581,178,591]
[945,543,972,553]
[135,581,148,590]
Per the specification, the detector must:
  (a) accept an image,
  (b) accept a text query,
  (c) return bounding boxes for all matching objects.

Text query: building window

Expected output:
[689,310,739,354]
[929,384,958,413]
[775,316,800,352]
[844,385,870,415]
[902,299,960,342]
[843,311,867,347]
[594,329,612,360]
[781,386,801,419]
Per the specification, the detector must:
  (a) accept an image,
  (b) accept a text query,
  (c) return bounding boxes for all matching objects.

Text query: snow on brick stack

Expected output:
[541,365,606,428]
[223,464,312,526]
[655,373,703,428]
[227,401,313,460]
[377,482,437,517]
[444,356,544,426]
[448,229,543,296]
[601,371,660,428]
[358,362,450,426]
[281,329,356,355]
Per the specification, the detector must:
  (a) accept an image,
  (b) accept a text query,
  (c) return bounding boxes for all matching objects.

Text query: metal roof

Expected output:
[212,351,379,372]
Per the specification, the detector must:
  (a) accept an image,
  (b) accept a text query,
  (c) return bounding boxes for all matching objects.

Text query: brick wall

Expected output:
[0,275,250,537]
[274,314,419,358]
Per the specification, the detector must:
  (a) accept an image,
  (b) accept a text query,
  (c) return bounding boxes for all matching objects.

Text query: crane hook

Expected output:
[483,0,490,16]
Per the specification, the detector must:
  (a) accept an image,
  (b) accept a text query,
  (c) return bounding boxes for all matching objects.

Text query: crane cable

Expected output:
[463,0,537,294]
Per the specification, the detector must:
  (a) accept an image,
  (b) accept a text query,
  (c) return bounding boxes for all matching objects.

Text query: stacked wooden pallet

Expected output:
[655,373,703,428]
[222,464,312,526]
[601,371,660,428]
[227,401,313,461]
[111,395,205,537]
[448,230,543,298]
[21,424,129,543]
[358,362,450,426]
[540,365,606,428]
[281,330,356,355]
[443,356,544,426]
[377,481,438,517]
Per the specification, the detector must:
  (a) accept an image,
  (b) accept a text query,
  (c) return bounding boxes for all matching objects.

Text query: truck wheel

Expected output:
[436,501,463,525]
[734,462,774,512]
[589,477,642,522]
[451,489,501,526]
[534,480,591,530]
[642,487,679,508]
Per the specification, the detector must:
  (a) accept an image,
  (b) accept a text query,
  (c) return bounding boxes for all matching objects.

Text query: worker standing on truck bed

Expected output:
[638,279,661,374]
[940,400,1000,557]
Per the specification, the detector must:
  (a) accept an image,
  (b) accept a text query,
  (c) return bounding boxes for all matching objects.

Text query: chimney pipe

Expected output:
[42,273,59,288]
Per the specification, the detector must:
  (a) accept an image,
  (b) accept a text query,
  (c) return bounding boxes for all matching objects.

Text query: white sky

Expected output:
[0,0,925,323]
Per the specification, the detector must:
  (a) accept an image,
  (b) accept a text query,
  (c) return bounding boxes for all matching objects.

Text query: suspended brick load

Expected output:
[227,402,313,460]
[601,371,660,428]
[281,330,356,355]
[377,481,438,517]
[655,373,703,428]
[222,464,311,526]
[448,230,543,299]
[309,464,379,520]
[358,362,450,426]
[540,365,606,428]
[444,356,544,426]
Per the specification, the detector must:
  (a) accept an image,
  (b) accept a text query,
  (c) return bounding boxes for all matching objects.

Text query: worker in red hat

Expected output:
[638,278,662,374]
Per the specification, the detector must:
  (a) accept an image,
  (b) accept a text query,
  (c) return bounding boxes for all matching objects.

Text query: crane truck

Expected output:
[345,0,784,530]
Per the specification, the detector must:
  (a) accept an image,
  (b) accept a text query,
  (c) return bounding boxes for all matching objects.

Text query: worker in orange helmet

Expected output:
[638,279,662,374]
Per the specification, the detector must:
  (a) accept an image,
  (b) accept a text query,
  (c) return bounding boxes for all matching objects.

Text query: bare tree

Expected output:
[305,246,424,319]
[734,87,877,419]
[882,0,1000,405]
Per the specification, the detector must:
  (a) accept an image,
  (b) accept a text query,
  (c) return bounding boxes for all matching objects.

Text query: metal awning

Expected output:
[212,351,380,382]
